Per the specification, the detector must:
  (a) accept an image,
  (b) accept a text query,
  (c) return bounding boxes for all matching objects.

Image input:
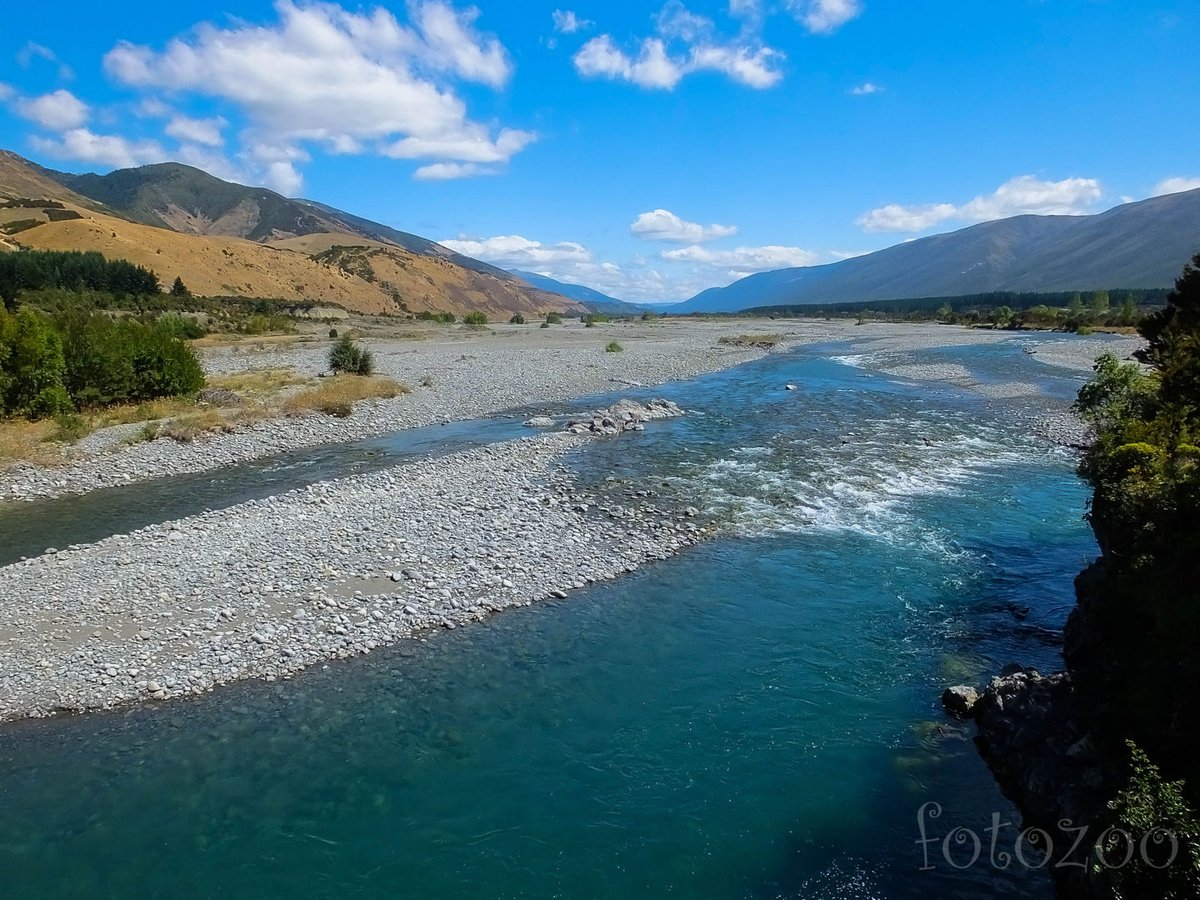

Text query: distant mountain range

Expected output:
[675,190,1200,313]
[507,270,646,315]
[0,150,583,318]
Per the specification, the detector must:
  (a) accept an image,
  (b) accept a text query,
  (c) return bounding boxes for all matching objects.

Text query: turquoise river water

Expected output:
[0,337,1107,898]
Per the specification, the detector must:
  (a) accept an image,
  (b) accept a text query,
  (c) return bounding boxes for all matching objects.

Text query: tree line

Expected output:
[0,249,160,310]
[0,250,205,419]
[1070,253,1200,896]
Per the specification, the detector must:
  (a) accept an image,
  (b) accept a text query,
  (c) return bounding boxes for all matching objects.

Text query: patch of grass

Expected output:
[718,333,784,349]
[161,409,234,443]
[283,375,409,418]
[208,368,309,398]
[0,418,57,466]
[605,341,624,353]
[45,413,92,444]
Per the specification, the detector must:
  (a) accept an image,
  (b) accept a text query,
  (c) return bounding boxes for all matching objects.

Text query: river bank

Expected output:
[0,320,1142,502]
[0,431,707,722]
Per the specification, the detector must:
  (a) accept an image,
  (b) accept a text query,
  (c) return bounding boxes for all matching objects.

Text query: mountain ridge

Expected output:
[676,190,1200,312]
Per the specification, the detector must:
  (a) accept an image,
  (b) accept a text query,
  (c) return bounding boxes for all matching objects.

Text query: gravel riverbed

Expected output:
[0,433,707,722]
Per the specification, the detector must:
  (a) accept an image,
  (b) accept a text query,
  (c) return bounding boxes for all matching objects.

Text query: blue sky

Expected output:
[1,1,1197,302]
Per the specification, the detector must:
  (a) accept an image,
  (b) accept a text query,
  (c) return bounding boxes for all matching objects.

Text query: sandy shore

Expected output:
[0,320,1144,722]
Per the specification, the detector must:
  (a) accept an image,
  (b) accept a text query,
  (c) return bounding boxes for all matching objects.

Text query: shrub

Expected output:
[540,321,550,329]
[544,312,564,325]
[463,311,488,325]
[283,376,408,418]
[329,328,339,339]
[585,313,609,327]
[328,335,374,376]
[45,412,91,444]
[509,314,526,325]
[605,341,623,353]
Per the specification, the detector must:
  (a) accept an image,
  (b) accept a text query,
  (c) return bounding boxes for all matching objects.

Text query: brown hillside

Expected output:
[18,213,400,313]
[0,151,98,208]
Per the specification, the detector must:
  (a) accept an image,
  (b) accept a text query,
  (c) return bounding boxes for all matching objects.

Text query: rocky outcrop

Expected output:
[566,398,684,436]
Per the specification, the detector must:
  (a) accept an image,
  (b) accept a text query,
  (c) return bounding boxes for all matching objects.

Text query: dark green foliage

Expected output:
[544,312,564,325]
[1070,251,1200,880]
[329,328,339,339]
[416,310,456,324]
[584,313,609,327]
[170,276,191,298]
[743,288,1167,331]
[605,341,623,353]
[1097,743,1200,899]
[0,307,204,417]
[509,314,525,325]
[462,311,488,325]
[328,336,374,376]
[0,308,70,418]
[0,249,159,310]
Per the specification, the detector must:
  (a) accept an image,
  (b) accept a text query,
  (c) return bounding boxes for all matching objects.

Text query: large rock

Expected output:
[566,398,684,436]
[941,684,979,718]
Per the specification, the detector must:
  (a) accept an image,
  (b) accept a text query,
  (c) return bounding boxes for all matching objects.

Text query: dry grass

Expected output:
[282,375,409,418]
[208,367,309,397]
[159,409,236,443]
[0,419,59,467]
[718,333,784,349]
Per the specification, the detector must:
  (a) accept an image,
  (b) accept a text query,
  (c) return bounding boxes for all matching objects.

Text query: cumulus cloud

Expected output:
[164,114,227,147]
[438,235,593,267]
[858,175,1105,233]
[1152,176,1200,197]
[30,129,167,169]
[850,81,881,95]
[16,89,89,130]
[788,0,863,34]
[552,10,592,34]
[415,162,497,180]
[631,208,737,243]
[573,1,784,90]
[101,0,532,187]
[661,243,820,274]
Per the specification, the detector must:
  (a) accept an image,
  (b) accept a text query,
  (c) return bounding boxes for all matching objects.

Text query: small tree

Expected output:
[544,312,564,325]
[463,311,488,325]
[328,335,374,376]
[170,276,191,298]
[509,313,526,325]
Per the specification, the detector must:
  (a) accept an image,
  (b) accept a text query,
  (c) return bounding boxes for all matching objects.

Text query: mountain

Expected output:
[0,151,583,318]
[675,190,1200,313]
[508,270,645,315]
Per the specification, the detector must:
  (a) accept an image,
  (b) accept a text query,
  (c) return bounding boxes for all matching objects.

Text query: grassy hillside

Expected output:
[677,189,1200,312]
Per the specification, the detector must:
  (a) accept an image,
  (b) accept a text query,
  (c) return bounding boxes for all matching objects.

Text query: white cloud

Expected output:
[851,81,881,95]
[631,208,737,243]
[655,1,714,41]
[788,0,863,34]
[0,83,14,102]
[414,161,497,180]
[30,128,167,169]
[573,1,784,90]
[102,0,532,187]
[1152,176,1200,197]
[164,114,227,147]
[438,235,593,267]
[574,35,782,90]
[662,244,820,274]
[383,127,536,163]
[552,10,592,34]
[575,36,685,90]
[16,89,89,130]
[16,42,74,80]
[858,175,1105,233]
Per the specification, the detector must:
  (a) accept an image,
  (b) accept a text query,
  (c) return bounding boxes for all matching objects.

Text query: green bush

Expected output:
[1,307,204,418]
[462,311,488,325]
[605,341,623,353]
[328,335,374,376]
[509,314,526,325]
[544,312,563,325]
[416,310,457,324]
